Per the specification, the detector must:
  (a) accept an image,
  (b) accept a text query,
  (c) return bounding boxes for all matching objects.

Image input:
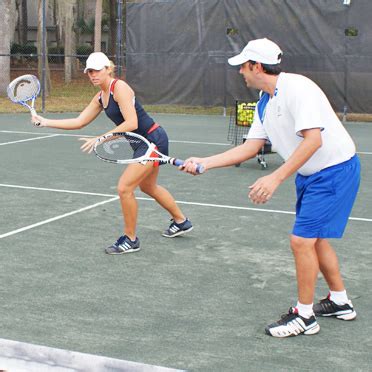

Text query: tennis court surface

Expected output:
[1,112,372,371]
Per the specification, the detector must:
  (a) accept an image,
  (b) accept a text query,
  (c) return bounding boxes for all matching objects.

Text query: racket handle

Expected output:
[30,108,41,126]
[173,158,205,174]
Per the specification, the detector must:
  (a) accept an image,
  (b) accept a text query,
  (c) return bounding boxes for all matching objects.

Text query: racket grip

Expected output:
[173,158,205,174]
[30,108,41,126]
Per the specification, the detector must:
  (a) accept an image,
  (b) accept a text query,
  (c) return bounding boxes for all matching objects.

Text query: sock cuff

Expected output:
[329,290,348,305]
[296,301,314,319]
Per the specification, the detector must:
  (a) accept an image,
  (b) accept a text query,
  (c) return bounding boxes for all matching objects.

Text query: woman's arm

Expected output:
[79,81,140,153]
[106,80,138,134]
[32,92,102,130]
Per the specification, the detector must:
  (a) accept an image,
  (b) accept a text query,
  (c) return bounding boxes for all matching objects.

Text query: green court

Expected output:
[0,112,371,371]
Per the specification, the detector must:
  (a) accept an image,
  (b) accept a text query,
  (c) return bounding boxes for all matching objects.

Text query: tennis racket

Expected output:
[93,132,205,173]
[7,74,41,126]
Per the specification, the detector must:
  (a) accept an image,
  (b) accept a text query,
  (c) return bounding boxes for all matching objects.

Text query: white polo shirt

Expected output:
[247,72,356,176]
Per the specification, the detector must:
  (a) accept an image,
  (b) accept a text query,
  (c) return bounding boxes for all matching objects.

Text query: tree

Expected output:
[37,0,51,95]
[52,0,62,52]
[0,0,16,95]
[108,0,117,56]
[94,0,103,51]
[15,0,28,45]
[56,0,78,83]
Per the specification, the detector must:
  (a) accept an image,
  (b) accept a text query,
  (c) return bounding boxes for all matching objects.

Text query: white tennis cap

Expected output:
[228,38,283,66]
[84,52,111,73]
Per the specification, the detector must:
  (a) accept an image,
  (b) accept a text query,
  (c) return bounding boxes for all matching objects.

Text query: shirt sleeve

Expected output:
[246,109,269,140]
[290,78,326,137]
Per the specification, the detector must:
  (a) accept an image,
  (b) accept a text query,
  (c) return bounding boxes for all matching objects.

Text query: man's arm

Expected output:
[183,138,266,173]
[249,128,322,204]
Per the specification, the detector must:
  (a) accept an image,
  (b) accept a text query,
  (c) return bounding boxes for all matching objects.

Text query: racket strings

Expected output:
[7,75,40,103]
[97,135,147,162]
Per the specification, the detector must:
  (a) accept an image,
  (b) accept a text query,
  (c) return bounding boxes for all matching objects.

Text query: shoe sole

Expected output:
[304,323,320,335]
[265,323,320,337]
[316,310,357,321]
[105,247,141,255]
[162,226,193,238]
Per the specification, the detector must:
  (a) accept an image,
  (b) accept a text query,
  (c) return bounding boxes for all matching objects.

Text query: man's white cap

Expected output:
[84,52,111,73]
[228,38,283,66]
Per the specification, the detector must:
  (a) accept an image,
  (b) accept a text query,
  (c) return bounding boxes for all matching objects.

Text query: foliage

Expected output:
[11,43,37,55]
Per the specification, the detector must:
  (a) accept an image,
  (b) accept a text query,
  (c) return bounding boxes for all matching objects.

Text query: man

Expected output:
[183,38,360,337]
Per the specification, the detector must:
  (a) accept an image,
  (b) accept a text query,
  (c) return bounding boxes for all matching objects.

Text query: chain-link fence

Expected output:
[0,0,125,112]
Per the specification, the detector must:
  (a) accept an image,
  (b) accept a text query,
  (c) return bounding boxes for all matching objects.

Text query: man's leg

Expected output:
[265,235,320,337]
[290,235,319,304]
[313,238,356,320]
[315,238,344,291]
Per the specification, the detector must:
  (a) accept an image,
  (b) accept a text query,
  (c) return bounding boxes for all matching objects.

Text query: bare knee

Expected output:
[139,183,156,196]
[117,182,135,198]
[290,235,316,253]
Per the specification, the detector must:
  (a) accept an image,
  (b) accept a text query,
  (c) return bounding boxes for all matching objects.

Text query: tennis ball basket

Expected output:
[227,100,273,169]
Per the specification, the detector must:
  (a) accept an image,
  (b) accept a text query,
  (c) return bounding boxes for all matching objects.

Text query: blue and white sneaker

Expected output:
[162,218,193,238]
[105,235,140,254]
[313,294,357,320]
[265,307,320,338]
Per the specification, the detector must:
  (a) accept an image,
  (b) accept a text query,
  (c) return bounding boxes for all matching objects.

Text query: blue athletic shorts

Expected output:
[133,126,169,165]
[292,155,360,239]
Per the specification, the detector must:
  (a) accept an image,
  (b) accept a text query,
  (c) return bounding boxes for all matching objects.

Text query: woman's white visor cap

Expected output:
[84,52,111,73]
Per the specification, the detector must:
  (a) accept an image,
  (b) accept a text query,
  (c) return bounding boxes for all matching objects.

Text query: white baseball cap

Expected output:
[228,38,283,66]
[84,52,111,73]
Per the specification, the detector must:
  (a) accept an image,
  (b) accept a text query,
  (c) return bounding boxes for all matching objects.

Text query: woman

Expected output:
[32,52,193,254]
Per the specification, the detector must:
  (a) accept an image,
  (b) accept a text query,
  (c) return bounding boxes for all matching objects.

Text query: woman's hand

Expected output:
[79,137,99,154]
[31,114,47,127]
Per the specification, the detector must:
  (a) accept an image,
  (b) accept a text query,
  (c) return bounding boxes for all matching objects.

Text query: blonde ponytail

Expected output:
[108,60,116,77]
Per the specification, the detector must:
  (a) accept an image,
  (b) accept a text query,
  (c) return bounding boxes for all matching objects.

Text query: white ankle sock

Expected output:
[296,301,314,319]
[329,290,348,305]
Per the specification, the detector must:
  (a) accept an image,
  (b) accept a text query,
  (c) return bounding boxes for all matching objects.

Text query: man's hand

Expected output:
[181,157,207,175]
[248,173,281,204]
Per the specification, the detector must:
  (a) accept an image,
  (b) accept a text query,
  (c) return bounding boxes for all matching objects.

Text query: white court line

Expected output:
[0,338,183,372]
[0,134,60,146]
[0,130,230,146]
[0,183,115,198]
[170,140,230,146]
[1,182,371,223]
[2,130,372,152]
[0,196,119,239]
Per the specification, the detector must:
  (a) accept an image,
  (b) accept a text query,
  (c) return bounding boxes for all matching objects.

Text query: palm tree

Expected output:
[0,0,16,95]
[94,0,103,51]
[55,0,78,83]
[37,0,51,95]
[20,0,28,45]
[107,0,117,56]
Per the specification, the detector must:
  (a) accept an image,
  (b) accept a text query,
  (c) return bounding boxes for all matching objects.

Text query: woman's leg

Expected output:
[117,162,154,240]
[139,166,186,223]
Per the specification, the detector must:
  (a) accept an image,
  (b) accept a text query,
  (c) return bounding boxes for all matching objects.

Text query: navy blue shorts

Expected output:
[293,155,360,239]
[133,126,169,165]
